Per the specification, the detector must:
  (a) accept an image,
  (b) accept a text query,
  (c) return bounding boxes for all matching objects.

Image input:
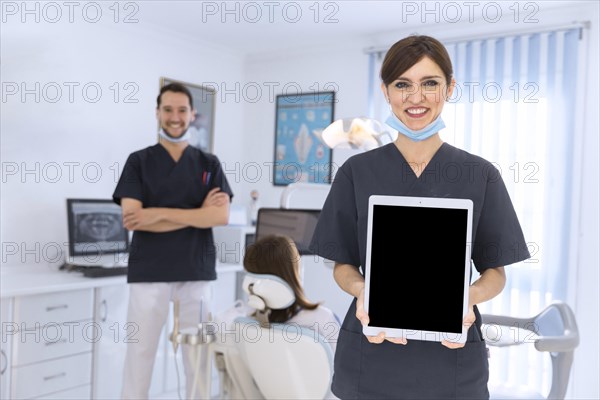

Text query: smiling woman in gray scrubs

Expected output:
[310,35,530,399]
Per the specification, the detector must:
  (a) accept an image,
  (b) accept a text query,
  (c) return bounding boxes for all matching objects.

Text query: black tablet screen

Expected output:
[367,204,469,334]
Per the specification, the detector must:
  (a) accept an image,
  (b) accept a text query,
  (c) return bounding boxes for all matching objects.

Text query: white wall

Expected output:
[236,41,370,209]
[0,20,246,269]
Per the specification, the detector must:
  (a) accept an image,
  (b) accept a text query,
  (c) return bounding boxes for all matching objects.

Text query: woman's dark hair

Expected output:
[156,82,194,110]
[380,35,453,86]
[243,234,319,323]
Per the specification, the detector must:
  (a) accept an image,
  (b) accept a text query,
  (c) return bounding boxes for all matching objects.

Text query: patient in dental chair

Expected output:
[211,234,340,399]
[243,234,340,351]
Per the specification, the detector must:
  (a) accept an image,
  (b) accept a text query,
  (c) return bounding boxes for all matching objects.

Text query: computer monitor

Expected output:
[255,208,320,255]
[66,198,129,266]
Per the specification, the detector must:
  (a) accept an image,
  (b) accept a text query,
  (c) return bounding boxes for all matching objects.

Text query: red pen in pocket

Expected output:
[202,171,211,185]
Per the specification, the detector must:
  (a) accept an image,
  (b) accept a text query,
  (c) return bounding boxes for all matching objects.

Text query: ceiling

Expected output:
[135,1,576,56]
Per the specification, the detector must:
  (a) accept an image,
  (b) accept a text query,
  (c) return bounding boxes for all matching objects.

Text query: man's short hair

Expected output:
[157,82,194,110]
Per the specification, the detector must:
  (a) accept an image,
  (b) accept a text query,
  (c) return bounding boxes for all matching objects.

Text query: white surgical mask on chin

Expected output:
[158,128,190,143]
[385,111,446,142]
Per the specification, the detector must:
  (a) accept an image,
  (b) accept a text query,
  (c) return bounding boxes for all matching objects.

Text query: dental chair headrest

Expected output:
[242,273,295,312]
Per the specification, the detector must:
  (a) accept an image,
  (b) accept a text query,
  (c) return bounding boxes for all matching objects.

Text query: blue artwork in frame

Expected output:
[273,91,335,186]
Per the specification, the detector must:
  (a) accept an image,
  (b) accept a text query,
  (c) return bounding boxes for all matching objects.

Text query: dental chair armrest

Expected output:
[535,331,580,352]
[481,314,535,327]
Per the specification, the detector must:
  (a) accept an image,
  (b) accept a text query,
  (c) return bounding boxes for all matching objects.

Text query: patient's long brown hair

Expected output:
[243,234,319,323]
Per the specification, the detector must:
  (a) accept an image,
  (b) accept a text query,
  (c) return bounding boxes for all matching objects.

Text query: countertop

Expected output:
[1,263,243,298]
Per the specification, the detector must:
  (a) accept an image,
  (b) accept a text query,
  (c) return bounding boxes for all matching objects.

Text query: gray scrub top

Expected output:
[310,142,530,399]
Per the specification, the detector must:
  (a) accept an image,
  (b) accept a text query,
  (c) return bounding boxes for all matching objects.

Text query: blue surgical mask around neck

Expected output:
[158,128,190,143]
[385,111,445,142]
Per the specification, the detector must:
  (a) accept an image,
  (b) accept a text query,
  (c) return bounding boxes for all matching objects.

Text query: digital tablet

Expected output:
[363,195,473,343]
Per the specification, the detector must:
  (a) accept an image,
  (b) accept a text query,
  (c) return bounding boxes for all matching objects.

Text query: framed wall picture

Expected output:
[273,91,335,186]
[159,77,216,153]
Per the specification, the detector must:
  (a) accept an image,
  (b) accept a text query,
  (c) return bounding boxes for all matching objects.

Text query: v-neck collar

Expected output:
[157,143,190,165]
[389,141,448,181]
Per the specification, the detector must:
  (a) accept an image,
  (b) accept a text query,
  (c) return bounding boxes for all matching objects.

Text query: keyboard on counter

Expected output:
[61,263,128,278]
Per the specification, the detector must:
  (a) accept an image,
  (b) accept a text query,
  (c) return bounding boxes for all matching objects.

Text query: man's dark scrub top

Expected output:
[113,144,233,283]
[310,142,530,399]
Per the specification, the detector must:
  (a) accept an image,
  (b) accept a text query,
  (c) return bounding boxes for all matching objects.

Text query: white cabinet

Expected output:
[92,284,130,399]
[13,290,92,328]
[36,384,92,399]
[1,298,12,400]
[1,264,242,399]
[10,289,94,399]
[11,353,92,399]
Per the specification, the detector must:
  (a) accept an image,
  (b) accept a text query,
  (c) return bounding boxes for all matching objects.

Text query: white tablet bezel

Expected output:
[363,195,473,343]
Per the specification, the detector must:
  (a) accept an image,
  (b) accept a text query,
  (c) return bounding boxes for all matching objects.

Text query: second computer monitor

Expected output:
[254,208,320,255]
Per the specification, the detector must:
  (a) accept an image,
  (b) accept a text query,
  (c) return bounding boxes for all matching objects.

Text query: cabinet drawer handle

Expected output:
[46,304,68,312]
[100,299,108,323]
[0,350,6,375]
[43,372,66,381]
[45,338,68,346]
